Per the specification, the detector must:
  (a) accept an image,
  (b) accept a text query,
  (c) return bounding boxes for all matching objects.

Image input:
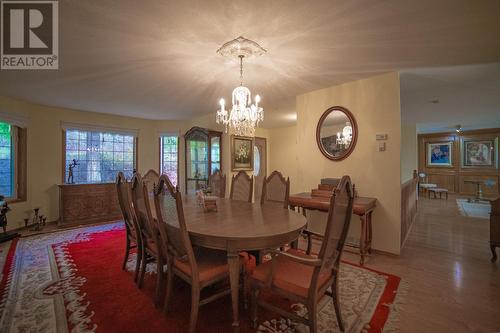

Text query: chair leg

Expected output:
[155,256,164,308]
[250,287,259,329]
[189,286,200,333]
[138,248,147,289]
[122,237,130,270]
[134,245,142,283]
[163,266,174,314]
[307,301,318,333]
[332,274,344,332]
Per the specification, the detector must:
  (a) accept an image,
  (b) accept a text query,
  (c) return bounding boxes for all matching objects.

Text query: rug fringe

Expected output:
[382,279,409,332]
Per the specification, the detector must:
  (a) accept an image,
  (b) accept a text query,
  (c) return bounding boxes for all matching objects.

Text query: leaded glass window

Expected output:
[160,136,178,186]
[0,122,13,197]
[64,129,136,184]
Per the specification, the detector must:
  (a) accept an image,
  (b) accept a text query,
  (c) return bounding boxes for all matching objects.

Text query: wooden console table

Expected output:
[58,183,122,227]
[289,192,377,265]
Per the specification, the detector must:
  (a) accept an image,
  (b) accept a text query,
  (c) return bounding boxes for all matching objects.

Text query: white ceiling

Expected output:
[1,0,499,127]
[401,62,500,133]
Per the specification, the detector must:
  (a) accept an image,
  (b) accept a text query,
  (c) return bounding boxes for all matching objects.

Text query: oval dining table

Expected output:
[152,195,307,332]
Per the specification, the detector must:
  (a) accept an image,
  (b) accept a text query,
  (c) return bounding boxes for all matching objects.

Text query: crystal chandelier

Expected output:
[216,37,266,137]
[336,122,353,146]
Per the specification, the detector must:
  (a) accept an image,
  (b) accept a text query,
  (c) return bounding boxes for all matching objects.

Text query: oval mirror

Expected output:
[316,106,358,161]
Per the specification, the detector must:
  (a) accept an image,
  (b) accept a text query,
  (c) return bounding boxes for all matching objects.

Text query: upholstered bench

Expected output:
[428,188,448,200]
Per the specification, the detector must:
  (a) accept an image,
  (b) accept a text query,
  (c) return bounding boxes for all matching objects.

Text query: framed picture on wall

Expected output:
[231,136,254,171]
[426,141,453,167]
[461,138,498,168]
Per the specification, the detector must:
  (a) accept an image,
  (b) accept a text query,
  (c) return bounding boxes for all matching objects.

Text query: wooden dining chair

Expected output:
[208,169,226,198]
[143,169,160,193]
[261,170,290,208]
[230,170,253,202]
[249,175,355,333]
[153,174,244,333]
[130,173,164,306]
[116,172,141,281]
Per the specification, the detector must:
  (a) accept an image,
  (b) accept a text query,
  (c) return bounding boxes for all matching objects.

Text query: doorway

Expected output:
[253,137,267,203]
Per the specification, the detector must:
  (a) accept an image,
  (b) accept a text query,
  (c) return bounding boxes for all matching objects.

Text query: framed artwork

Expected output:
[231,136,254,171]
[462,138,498,168]
[427,142,453,167]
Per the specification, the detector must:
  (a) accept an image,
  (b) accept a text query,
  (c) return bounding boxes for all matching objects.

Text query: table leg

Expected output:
[367,212,373,254]
[227,250,240,332]
[359,215,367,266]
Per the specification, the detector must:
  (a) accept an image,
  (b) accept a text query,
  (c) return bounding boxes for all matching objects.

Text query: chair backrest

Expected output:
[261,170,290,208]
[418,172,428,183]
[130,173,157,239]
[116,172,136,234]
[230,171,253,202]
[209,170,226,198]
[311,176,354,293]
[153,175,196,269]
[143,169,160,193]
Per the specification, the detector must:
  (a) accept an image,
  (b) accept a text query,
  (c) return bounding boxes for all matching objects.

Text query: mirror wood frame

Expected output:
[316,106,358,161]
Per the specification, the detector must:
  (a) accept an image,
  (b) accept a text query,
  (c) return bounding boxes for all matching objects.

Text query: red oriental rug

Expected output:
[0,223,406,332]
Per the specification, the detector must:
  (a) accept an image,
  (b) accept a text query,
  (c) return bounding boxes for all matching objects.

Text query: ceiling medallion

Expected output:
[216,36,266,137]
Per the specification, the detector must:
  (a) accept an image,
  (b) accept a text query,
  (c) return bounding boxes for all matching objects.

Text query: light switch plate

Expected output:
[378,142,386,151]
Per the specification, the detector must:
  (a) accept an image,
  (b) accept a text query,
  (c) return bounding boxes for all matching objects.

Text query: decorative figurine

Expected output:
[67,159,80,184]
[0,195,19,243]
[29,208,43,231]
[0,196,10,234]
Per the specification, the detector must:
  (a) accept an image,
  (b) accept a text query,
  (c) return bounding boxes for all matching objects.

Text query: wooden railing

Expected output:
[401,170,418,248]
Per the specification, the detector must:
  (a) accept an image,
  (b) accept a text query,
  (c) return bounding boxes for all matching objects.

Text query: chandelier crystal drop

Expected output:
[216,37,266,137]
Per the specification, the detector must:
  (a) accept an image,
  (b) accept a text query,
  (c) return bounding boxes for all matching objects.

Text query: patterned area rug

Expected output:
[456,199,491,219]
[0,223,406,332]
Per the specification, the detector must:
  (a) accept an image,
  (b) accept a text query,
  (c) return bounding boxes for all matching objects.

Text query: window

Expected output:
[64,129,136,184]
[0,122,13,197]
[160,136,178,186]
[0,120,26,201]
[253,145,260,177]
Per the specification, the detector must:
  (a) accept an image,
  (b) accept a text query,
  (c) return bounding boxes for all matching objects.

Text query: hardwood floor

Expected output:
[341,194,500,332]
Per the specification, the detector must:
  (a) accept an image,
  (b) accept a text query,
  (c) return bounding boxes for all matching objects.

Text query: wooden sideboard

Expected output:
[58,183,122,227]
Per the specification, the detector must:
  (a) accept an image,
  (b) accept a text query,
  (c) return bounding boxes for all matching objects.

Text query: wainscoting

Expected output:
[401,172,418,248]
[418,128,500,197]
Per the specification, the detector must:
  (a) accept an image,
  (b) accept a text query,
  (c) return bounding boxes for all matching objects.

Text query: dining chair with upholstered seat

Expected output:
[261,170,290,208]
[418,171,437,194]
[143,169,160,193]
[153,175,244,333]
[249,175,355,333]
[230,170,253,202]
[208,169,226,198]
[130,173,164,306]
[116,172,141,282]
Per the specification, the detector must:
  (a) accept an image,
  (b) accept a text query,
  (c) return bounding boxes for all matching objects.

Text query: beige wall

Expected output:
[268,72,402,254]
[0,96,186,230]
[401,123,418,183]
[268,126,299,193]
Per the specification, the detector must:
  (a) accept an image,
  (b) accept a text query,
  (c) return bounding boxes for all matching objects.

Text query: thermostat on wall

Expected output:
[376,134,388,140]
